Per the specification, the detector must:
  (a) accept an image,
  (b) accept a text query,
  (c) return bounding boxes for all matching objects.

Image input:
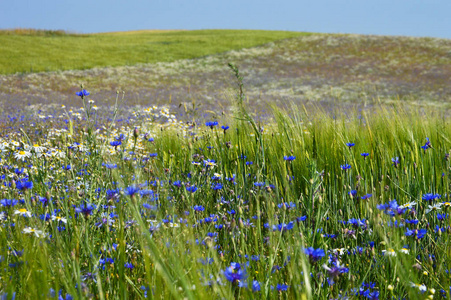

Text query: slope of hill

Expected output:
[0,29,308,74]
[0,31,450,115]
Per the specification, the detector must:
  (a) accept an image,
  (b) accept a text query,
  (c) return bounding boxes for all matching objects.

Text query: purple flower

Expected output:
[75,89,90,97]
[75,203,96,216]
[125,185,140,196]
[391,157,400,167]
[16,180,33,191]
[252,280,261,292]
[340,164,351,170]
[205,121,218,129]
[283,155,296,161]
[223,262,247,283]
[304,247,325,262]
[186,186,198,193]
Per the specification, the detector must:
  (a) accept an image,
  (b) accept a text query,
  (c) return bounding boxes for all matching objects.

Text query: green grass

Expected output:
[0,29,309,74]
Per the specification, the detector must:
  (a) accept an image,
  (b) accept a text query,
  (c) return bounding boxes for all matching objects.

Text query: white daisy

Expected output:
[425,203,443,214]
[382,248,397,257]
[13,150,32,161]
[14,208,32,217]
[51,215,67,224]
[23,227,44,237]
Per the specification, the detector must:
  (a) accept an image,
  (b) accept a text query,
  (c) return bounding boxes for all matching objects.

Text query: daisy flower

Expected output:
[51,215,67,224]
[14,150,32,161]
[425,203,443,214]
[14,208,32,217]
[32,144,46,153]
[23,227,44,237]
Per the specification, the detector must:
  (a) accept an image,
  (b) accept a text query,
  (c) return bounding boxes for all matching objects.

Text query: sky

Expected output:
[1,0,450,38]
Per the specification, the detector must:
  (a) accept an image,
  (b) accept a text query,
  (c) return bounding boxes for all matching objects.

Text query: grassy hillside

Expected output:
[0,29,308,74]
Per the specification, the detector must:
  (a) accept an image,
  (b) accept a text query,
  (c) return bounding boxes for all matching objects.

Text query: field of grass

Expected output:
[0,29,308,74]
[0,30,450,299]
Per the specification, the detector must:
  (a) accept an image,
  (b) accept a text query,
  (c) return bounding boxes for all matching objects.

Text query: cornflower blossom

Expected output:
[205,121,218,129]
[322,261,349,284]
[421,137,432,152]
[23,227,44,237]
[252,280,261,292]
[1,199,18,207]
[16,180,33,191]
[346,142,355,149]
[272,222,294,232]
[75,203,96,217]
[405,228,427,239]
[223,262,248,284]
[283,155,296,161]
[360,194,372,200]
[391,157,400,167]
[75,89,90,98]
[340,164,351,170]
[361,152,369,159]
[186,186,198,193]
[422,193,441,201]
[125,185,140,197]
[304,247,325,263]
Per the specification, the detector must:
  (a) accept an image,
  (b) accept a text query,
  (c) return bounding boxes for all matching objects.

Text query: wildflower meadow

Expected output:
[1,59,451,300]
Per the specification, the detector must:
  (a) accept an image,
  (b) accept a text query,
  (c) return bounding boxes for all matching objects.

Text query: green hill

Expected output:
[0,29,309,74]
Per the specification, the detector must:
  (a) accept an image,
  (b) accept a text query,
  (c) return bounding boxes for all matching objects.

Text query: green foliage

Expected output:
[0,29,308,74]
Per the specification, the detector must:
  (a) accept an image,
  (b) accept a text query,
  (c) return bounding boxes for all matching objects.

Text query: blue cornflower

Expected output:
[272,222,294,232]
[276,284,289,291]
[124,262,134,269]
[348,190,357,197]
[149,153,158,157]
[340,164,351,170]
[125,185,140,197]
[102,163,118,169]
[437,213,449,221]
[223,262,248,283]
[253,182,265,187]
[303,247,325,262]
[283,155,296,161]
[1,199,18,207]
[75,203,96,216]
[421,137,432,151]
[361,194,372,200]
[75,89,90,97]
[186,186,197,193]
[221,125,230,132]
[205,121,218,129]
[211,183,223,190]
[391,157,400,167]
[346,142,355,149]
[16,180,33,191]
[193,205,205,212]
[110,141,121,147]
[422,193,441,201]
[252,280,261,292]
[361,152,369,159]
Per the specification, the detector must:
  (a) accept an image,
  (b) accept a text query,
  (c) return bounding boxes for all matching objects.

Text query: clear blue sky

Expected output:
[1,0,450,38]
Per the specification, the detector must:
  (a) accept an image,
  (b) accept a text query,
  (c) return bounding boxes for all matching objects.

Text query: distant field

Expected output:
[0,29,309,74]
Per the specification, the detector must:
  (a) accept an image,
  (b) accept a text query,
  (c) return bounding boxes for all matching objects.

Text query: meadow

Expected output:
[0,30,451,299]
[0,29,307,74]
